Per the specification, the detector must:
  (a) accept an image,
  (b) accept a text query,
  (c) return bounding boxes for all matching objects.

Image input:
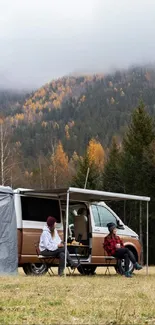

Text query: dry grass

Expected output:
[0,267,155,324]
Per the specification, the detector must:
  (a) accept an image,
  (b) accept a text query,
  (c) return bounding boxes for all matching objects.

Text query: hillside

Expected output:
[2,65,155,159]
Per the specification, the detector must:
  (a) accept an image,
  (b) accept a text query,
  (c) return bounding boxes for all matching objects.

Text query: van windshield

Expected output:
[91,204,117,227]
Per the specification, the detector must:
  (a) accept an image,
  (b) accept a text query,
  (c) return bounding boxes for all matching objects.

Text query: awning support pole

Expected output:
[139,201,143,265]
[146,201,149,275]
[64,190,69,276]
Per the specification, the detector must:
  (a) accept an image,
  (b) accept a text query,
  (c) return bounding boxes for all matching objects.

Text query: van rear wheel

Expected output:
[77,265,96,275]
[23,263,48,275]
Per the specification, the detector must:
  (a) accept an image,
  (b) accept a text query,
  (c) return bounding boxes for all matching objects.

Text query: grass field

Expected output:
[0,266,155,325]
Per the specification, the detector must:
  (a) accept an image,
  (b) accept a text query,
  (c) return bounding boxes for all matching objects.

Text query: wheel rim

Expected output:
[121,259,133,273]
[31,263,47,274]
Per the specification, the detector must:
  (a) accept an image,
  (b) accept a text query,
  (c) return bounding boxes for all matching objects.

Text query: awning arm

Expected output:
[146,201,149,275]
[64,190,69,276]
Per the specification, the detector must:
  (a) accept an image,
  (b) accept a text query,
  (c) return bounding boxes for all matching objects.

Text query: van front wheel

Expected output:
[23,263,48,276]
[114,258,134,275]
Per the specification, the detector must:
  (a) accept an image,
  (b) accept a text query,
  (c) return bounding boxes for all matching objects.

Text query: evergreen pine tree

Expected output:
[122,100,155,195]
[102,137,122,192]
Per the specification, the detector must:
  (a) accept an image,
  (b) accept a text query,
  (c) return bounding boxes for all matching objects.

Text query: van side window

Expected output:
[91,205,100,227]
[21,197,61,222]
[97,206,116,227]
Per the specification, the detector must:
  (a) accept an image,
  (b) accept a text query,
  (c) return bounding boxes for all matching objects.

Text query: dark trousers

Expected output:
[113,248,136,272]
[41,247,74,275]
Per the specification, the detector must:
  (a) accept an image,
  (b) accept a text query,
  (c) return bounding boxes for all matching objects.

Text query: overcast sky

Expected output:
[0,0,155,89]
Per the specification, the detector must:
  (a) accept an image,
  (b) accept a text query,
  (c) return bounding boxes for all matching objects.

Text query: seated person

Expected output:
[74,207,88,241]
[39,216,80,276]
[103,222,142,278]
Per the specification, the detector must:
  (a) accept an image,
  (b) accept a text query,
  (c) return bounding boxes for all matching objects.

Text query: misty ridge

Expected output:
[1,62,155,155]
[1,62,155,93]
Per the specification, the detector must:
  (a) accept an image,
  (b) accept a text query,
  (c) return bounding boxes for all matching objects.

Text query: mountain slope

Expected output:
[4,65,155,158]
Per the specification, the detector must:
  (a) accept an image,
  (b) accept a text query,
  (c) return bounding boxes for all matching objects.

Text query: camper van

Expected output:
[14,187,142,275]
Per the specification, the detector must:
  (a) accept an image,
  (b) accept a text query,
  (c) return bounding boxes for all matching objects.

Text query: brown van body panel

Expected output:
[18,226,141,265]
[19,228,63,264]
[17,229,22,262]
[91,233,141,264]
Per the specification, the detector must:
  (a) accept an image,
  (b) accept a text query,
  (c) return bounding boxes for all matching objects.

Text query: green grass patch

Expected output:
[0,267,154,324]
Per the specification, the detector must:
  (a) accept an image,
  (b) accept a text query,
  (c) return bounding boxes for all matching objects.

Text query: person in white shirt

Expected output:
[39,216,79,276]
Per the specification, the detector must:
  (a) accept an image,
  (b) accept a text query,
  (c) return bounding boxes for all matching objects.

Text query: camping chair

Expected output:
[103,256,115,275]
[104,255,122,275]
[34,242,74,276]
[34,242,56,276]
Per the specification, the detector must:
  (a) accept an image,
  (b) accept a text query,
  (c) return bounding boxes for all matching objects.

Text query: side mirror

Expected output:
[116,219,125,230]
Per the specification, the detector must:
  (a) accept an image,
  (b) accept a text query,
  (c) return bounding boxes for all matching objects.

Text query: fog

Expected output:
[0,0,155,89]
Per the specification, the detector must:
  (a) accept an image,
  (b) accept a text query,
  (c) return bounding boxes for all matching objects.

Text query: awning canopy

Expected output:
[16,187,150,202]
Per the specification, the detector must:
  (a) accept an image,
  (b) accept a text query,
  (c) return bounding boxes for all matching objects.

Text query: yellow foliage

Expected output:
[15,113,24,121]
[72,151,79,162]
[80,95,86,103]
[0,118,4,124]
[25,171,33,178]
[42,121,47,127]
[53,99,61,109]
[50,142,69,177]
[87,138,105,169]
[110,97,115,104]
[15,141,21,148]
[65,125,70,139]
[53,122,59,129]
[55,142,68,169]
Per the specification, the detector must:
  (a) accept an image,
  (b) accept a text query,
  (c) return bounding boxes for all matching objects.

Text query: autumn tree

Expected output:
[49,141,69,188]
[0,118,12,185]
[68,151,80,180]
[87,138,105,170]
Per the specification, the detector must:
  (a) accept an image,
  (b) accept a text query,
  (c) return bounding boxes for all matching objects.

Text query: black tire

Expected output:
[114,256,135,275]
[77,265,97,275]
[23,263,48,276]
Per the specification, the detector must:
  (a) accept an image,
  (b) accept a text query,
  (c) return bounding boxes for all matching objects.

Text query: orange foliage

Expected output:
[49,141,69,187]
[21,75,104,124]
[87,138,105,170]
[54,142,68,170]
[65,125,70,139]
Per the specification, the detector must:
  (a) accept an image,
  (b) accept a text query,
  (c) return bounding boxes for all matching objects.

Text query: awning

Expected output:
[15,187,150,202]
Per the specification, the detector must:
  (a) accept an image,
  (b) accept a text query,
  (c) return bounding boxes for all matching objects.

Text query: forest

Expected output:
[0,64,155,263]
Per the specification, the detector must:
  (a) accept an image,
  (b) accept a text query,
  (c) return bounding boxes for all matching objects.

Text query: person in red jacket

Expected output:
[104,222,142,277]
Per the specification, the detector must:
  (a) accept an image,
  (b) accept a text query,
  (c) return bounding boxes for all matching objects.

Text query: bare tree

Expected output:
[0,119,11,185]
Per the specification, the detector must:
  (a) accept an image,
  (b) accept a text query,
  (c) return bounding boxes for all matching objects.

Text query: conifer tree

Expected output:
[102,137,122,192]
[122,100,155,195]
[72,154,100,190]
